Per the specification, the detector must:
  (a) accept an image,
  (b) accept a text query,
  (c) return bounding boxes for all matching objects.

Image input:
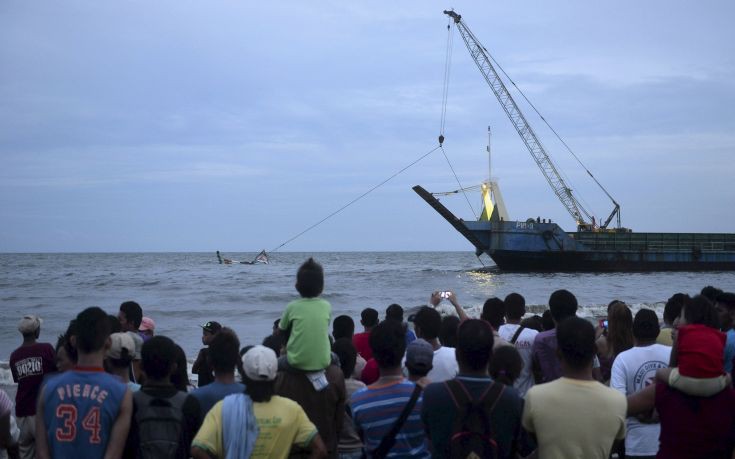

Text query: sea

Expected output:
[1,251,733,393]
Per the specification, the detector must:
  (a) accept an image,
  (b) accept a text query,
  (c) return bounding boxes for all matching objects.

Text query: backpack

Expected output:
[445,379,504,459]
[134,390,188,459]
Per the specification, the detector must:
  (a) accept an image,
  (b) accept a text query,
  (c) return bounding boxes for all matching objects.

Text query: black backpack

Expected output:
[134,390,188,459]
[445,379,504,459]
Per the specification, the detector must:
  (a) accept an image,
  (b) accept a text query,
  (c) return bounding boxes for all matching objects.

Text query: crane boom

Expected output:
[444,10,597,228]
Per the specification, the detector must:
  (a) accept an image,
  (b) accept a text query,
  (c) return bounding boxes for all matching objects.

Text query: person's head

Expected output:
[55,333,76,372]
[139,317,156,340]
[332,315,355,340]
[209,327,241,375]
[680,294,720,329]
[412,306,441,341]
[607,302,634,357]
[118,301,143,331]
[439,315,460,348]
[405,339,434,377]
[541,310,555,331]
[548,289,578,323]
[504,293,526,321]
[76,307,112,354]
[632,309,660,344]
[295,257,324,298]
[107,315,122,334]
[556,317,596,372]
[18,314,42,340]
[242,345,278,402]
[385,304,404,322]
[200,321,222,345]
[369,319,406,370]
[715,292,735,331]
[481,297,505,329]
[272,319,280,335]
[360,308,379,329]
[663,293,689,326]
[141,335,177,382]
[171,345,190,391]
[105,332,136,372]
[455,319,494,373]
[701,285,723,303]
[489,345,523,386]
[520,315,544,333]
[261,334,283,357]
[332,338,358,379]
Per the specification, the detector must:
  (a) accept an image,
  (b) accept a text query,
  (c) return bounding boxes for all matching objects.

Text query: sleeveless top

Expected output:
[42,367,127,458]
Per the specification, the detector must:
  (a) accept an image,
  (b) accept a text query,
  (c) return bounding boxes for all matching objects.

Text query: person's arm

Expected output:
[192,446,217,459]
[307,434,328,459]
[447,291,469,322]
[35,390,50,459]
[192,348,206,373]
[626,383,656,416]
[103,389,133,459]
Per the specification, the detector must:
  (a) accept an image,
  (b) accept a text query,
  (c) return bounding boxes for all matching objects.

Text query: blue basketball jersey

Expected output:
[42,368,127,458]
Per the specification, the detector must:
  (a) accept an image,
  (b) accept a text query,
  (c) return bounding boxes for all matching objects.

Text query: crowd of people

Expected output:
[2,257,735,458]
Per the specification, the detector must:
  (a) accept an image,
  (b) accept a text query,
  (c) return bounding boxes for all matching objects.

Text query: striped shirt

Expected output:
[351,379,429,458]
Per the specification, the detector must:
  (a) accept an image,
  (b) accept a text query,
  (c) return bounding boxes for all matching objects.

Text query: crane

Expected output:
[444,10,621,231]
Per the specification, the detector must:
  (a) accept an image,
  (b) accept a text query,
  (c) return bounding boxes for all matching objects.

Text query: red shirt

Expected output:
[360,359,379,385]
[353,332,373,361]
[9,342,57,416]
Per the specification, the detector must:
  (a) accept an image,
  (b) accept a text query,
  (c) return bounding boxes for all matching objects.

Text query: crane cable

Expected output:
[269,145,441,253]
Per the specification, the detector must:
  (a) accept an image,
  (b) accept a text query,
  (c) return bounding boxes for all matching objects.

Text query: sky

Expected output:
[1,0,734,252]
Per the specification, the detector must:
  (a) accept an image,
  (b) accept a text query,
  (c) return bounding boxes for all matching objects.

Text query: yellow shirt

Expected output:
[192,395,318,459]
[656,328,674,346]
[522,377,626,459]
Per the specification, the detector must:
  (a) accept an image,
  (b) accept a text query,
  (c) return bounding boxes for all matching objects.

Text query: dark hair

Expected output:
[369,320,406,369]
[556,317,596,370]
[541,310,555,331]
[243,375,274,403]
[683,295,720,329]
[119,301,143,328]
[209,328,241,374]
[481,298,505,329]
[413,306,441,340]
[456,319,494,371]
[633,309,660,342]
[548,290,578,323]
[171,344,190,392]
[107,315,122,334]
[386,304,404,322]
[360,308,379,328]
[240,345,254,358]
[489,345,522,385]
[76,307,111,353]
[716,292,735,311]
[295,257,324,298]
[664,293,689,325]
[439,315,460,348]
[261,334,283,357]
[607,302,634,357]
[701,285,723,303]
[520,315,544,333]
[332,315,355,340]
[57,320,78,362]
[332,338,358,379]
[141,336,177,380]
[504,293,526,320]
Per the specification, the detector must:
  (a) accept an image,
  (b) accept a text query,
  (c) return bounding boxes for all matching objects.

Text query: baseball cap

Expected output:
[18,315,42,334]
[139,316,156,332]
[242,345,278,381]
[200,321,222,334]
[107,332,136,360]
[406,338,434,373]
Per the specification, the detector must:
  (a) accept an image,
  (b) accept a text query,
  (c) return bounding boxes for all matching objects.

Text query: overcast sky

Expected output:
[1,1,734,252]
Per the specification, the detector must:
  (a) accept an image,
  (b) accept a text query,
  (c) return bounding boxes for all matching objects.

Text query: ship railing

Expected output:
[570,234,735,252]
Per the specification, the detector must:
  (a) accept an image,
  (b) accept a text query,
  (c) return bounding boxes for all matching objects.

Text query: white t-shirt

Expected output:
[610,343,671,456]
[428,346,458,383]
[498,324,539,396]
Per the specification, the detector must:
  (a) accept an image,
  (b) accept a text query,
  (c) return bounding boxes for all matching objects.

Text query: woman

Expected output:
[596,301,634,383]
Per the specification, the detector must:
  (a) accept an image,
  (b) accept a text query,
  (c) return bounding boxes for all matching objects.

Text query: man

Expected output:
[523,317,626,458]
[192,345,328,459]
[191,328,246,417]
[422,319,526,459]
[715,292,735,373]
[9,314,56,459]
[656,293,687,346]
[498,292,538,396]
[385,304,417,345]
[104,332,140,392]
[36,307,132,459]
[405,339,433,388]
[481,297,511,349]
[610,309,671,459]
[411,306,458,383]
[193,320,222,387]
[118,301,145,382]
[532,289,579,383]
[353,308,378,361]
[127,335,202,458]
[351,320,429,458]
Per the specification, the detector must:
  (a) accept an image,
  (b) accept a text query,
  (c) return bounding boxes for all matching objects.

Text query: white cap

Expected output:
[242,345,277,381]
[107,332,136,360]
[18,315,42,334]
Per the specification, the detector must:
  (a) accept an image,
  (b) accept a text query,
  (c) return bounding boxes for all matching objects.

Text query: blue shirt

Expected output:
[191,381,246,417]
[724,329,735,373]
[42,367,127,458]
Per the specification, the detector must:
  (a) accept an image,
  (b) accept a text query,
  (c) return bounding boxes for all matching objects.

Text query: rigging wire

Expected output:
[440,146,478,219]
[269,145,441,253]
[439,19,454,140]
